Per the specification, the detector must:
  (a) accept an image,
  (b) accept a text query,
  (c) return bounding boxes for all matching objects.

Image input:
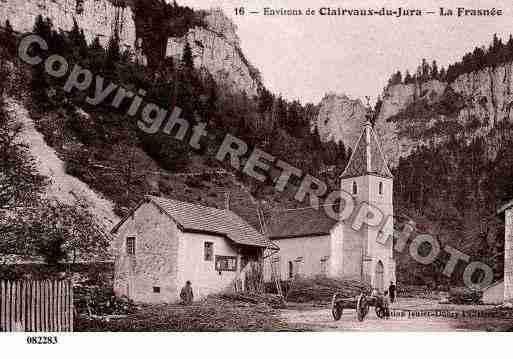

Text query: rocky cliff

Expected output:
[0,1,259,96]
[0,0,137,49]
[316,61,513,168]
[374,63,513,166]
[312,93,367,149]
[166,9,260,97]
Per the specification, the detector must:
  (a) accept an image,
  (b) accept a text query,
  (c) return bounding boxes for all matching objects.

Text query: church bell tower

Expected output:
[336,104,395,291]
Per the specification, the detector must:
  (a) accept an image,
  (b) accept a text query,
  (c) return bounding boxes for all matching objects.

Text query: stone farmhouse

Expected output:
[111,196,278,303]
[264,121,396,292]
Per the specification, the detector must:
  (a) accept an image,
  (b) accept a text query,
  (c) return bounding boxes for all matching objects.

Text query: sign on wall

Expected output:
[215,255,237,272]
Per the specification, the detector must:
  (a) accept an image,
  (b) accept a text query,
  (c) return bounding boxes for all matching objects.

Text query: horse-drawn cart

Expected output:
[331,292,387,321]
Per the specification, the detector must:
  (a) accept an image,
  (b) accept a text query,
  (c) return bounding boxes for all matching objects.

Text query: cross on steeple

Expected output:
[340,101,392,179]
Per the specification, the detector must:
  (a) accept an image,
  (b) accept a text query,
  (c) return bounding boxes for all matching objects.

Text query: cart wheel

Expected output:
[375,306,385,319]
[332,303,343,321]
[356,295,368,322]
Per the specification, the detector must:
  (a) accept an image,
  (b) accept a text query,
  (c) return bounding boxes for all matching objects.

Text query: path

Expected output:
[281,298,513,331]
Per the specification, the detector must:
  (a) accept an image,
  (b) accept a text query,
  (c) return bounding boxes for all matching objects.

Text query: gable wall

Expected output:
[113,201,180,303]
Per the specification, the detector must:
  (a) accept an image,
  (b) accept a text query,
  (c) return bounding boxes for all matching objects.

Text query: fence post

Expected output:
[58,280,62,332]
[70,280,74,332]
[7,281,12,332]
[0,280,74,332]
[35,281,41,332]
[30,281,35,332]
[0,280,4,332]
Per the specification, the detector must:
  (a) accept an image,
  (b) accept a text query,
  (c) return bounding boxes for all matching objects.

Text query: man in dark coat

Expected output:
[388,281,396,303]
[180,280,194,305]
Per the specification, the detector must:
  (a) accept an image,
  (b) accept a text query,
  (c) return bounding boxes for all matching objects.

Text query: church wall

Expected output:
[339,174,395,287]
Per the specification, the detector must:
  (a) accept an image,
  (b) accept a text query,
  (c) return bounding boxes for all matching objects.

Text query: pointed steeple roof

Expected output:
[340,121,393,179]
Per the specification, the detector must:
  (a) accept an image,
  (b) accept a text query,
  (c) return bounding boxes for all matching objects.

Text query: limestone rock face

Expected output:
[0,2,259,95]
[166,9,260,97]
[314,61,513,168]
[0,0,137,49]
[313,93,367,149]
[374,63,513,166]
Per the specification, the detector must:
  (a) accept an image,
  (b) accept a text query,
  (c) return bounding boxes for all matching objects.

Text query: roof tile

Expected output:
[147,196,277,249]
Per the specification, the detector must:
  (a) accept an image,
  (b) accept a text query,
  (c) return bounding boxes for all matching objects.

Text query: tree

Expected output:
[1,20,17,56]
[90,36,103,51]
[1,200,110,265]
[105,33,121,76]
[182,41,194,70]
[404,70,413,84]
[69,18,88,59]
[31,16,52,107]
[431,60,439,79]
[0,99,47,210]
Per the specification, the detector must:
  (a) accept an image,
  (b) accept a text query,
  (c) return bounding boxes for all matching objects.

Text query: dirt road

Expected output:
[281,299,513,331]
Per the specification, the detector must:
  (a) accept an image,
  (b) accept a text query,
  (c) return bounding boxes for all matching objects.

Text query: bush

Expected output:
[74,286,137,317]
[448,287,483,304]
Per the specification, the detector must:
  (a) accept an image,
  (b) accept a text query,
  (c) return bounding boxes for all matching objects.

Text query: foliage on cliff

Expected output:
[2,13,348,222]
[378,39,513,286]
[132,0,206,68]
[387,34,513,86]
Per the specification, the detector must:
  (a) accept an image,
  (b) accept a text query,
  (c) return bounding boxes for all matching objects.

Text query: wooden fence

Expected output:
[0,280,73,332]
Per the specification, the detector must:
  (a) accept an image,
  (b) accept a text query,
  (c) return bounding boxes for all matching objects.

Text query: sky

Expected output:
[173,0,513,104]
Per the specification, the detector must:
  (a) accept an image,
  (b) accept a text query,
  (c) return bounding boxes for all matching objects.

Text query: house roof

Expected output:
[113,196,278,250]
[340,122,393,179]
[266,206,338,239]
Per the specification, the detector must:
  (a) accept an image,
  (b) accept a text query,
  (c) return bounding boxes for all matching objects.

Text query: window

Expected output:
[294,257,303,278]
[126,237,135,256]
[75,0,84,14]
[215,255,237,271]
[320,256,329,276]
[204,242,214,261]
[288,261,294,279]
[352,181,358,195]
[153,286,160,293]
[379,181,383,195]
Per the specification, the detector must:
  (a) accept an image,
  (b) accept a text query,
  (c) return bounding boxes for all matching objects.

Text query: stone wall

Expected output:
[0,0,137,49]
[113,201,180,303]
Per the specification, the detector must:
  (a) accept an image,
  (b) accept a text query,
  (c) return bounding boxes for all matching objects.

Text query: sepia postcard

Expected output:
[0,0,512,354]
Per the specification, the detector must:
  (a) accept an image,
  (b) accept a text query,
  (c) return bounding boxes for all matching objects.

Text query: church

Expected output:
[264,121,396,292]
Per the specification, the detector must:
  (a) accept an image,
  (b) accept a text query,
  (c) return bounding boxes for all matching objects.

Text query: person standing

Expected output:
[180,280,194,305]
[388,281,396,303]
[382,290,390,319]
